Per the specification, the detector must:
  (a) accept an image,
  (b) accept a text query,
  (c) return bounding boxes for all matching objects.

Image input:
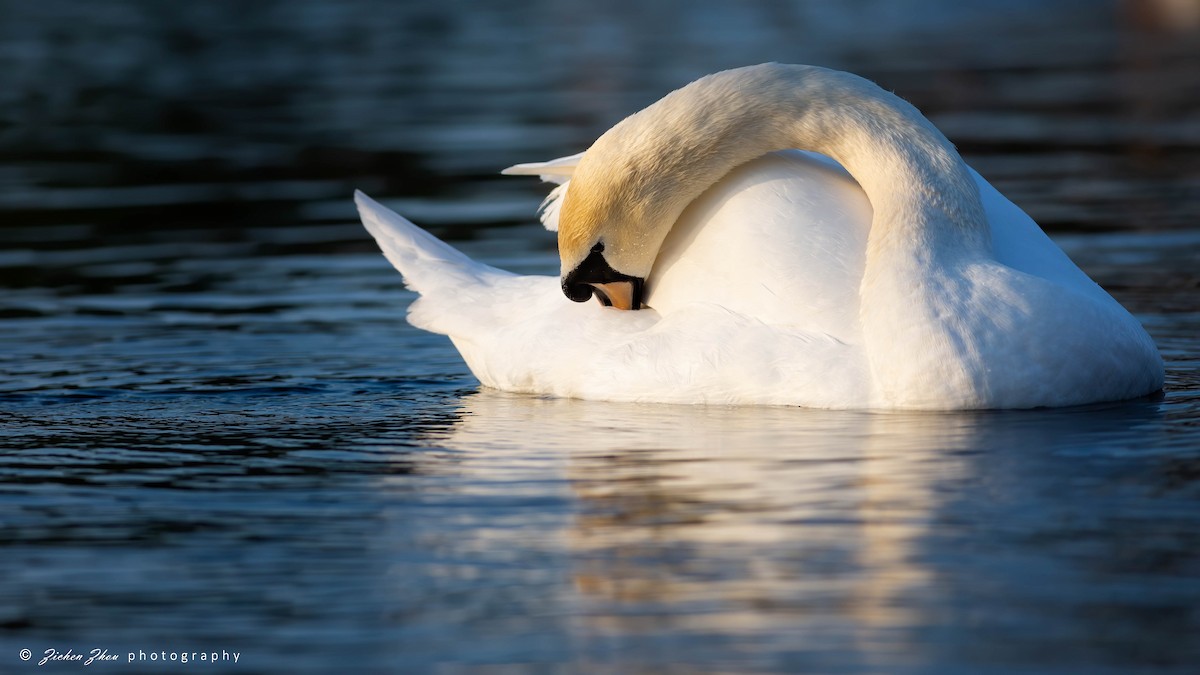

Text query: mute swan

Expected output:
[356,63,1163,409]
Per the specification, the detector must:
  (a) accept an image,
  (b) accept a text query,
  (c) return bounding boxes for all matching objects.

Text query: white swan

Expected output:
[356,63,1163,409]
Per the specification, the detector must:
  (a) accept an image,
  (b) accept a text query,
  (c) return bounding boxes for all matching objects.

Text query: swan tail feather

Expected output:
[500,151,583,183]
[352,186,508,302]
[355,190,561,351]
[501,152,585,232]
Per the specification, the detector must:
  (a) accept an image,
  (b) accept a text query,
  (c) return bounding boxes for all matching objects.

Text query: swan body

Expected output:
[356,64,1163,409]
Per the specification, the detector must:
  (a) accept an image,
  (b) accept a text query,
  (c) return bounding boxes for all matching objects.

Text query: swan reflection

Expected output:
[427,391,1164,666]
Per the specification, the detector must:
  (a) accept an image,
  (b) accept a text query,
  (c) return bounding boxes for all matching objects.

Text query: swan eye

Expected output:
[590,242,604,254]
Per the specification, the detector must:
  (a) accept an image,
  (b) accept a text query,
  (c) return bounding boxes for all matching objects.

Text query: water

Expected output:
[2,1,1199,673]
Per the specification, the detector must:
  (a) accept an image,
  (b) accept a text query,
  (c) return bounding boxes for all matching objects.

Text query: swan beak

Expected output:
[562,244,646,310]
[590,281,639,310]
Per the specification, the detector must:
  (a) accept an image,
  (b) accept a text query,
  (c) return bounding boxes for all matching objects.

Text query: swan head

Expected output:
[557,137,700,311]
[554,65,789,310]
[558,175,682,310]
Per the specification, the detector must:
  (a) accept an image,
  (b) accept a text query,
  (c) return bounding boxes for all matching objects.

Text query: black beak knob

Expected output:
[561,242,645,309]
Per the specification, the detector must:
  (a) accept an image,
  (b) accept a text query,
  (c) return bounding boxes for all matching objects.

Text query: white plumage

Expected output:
[356,64,1163,409]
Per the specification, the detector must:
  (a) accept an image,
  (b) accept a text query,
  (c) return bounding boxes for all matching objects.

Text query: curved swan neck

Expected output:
[568,64,990,273]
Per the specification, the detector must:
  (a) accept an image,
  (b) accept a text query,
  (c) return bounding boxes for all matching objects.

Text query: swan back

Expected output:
[649,151,870,338]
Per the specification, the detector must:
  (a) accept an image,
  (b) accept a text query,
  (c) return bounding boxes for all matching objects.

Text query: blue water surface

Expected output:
[2,1,1199,673]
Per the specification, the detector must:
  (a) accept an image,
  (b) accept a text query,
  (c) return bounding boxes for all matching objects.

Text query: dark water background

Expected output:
[2,1,1199,672]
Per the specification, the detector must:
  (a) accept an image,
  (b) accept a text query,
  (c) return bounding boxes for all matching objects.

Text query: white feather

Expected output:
[500,152,581,232]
